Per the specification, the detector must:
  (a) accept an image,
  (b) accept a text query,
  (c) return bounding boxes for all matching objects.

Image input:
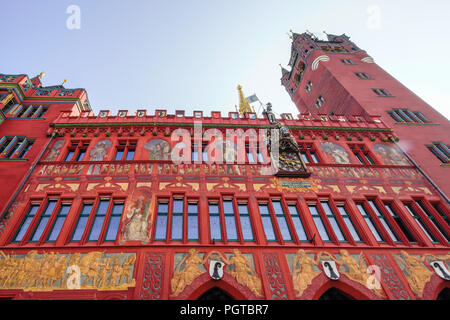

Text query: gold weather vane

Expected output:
[237,84,255,117]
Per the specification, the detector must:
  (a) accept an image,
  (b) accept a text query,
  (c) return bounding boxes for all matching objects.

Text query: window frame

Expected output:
[403,201,439,243]
[64,140,90,162]
[114,140,137,161]
[348,143,377,165]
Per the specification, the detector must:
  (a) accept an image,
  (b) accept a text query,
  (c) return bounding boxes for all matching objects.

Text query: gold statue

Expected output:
[171,249,205,297]
[237,85,255,117]
[396,251,433,297]
[0,251,136,291]
[292,249,322,297]
[322,250,384,297]
[227,249,262,296]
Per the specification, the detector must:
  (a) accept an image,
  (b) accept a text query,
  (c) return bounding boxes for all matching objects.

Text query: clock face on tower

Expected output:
[279,151,304,172]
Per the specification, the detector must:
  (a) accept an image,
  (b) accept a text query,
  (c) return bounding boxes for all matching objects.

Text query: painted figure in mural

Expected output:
[292,249,322,297]
[44,140,65,161]
[145,139,171,160]
[171,249,205,297]
[396,251,433,297]
[124,196,150,242]
[89,140,111,161]
[224,140,237,163]
[373,144,409,165]
[322,250,384,296]
[0,251,136,290]
[321,142,350,164]
[228,249,262,296]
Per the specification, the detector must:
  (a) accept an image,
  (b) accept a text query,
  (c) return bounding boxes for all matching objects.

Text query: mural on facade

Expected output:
[89,139,112,161]
[321,250,384,297]
[373,144,410,165]
[0,251,136,291]
[287,249,385,297]
[394,251,450,297]
[119,188,154,243]
[170,249,262,297]
[321,142,350,164]
[289,249,322,297]
[43,140,65,161]
[144,139,171,160]
[171,249,206,297]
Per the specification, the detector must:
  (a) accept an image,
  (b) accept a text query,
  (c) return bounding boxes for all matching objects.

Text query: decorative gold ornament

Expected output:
[171,249,205,297]
[396,251,434,297]
[0,251,136,292]
[322,250,384,297]
[292,249,322,296]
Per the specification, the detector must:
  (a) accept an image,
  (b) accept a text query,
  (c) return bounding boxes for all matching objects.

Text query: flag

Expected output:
[246,94,259,104]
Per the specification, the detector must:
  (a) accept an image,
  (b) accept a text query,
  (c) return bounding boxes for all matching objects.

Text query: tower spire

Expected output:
[237,84,254,116]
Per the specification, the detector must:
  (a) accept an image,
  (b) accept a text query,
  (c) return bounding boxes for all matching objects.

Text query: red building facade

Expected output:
[0,33,448,300]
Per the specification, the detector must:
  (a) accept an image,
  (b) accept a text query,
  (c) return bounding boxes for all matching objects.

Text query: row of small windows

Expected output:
[426,142,450,164]
[57,140,413,167]
[9,195,448,246]
[1,101,48,119]
[388,108,431,124]
[0,136,34,159]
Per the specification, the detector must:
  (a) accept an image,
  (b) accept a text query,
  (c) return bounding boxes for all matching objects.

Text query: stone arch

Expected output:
[298,273,383,300]
[436,287,450,300]
[175,272,260,300]
[422,274,450,300]
[318,287,355,300]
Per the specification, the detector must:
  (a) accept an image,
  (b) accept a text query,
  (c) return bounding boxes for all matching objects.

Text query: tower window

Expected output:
[426,142,449,164]
[341,59,355,65]
[388,108,430,124]
[0,136,34,160]
[372,88,392,97]
[355,72,372,80]
[315,95,325,109]
[305,81,313,93]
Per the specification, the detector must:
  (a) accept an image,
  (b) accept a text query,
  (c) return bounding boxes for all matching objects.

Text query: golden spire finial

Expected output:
[61,79,67,86]
[39,72,45,79]
[237,84,254,117]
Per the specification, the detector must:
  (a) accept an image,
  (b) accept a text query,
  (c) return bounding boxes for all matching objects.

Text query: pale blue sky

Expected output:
[1,0,449,119]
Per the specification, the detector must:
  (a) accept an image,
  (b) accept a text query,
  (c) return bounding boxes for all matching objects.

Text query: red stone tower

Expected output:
[281,31,450,198]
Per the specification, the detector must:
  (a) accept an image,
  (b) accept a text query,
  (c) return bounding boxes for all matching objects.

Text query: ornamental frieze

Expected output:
[0,251,136,292]
[286,249,385,298]
[170,249,262,298]
[394,252,450,298]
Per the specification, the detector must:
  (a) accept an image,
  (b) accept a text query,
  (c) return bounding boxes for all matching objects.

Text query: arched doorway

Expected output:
[436,288,450,300]
[198,287,235,301]
[318,287,355,300]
